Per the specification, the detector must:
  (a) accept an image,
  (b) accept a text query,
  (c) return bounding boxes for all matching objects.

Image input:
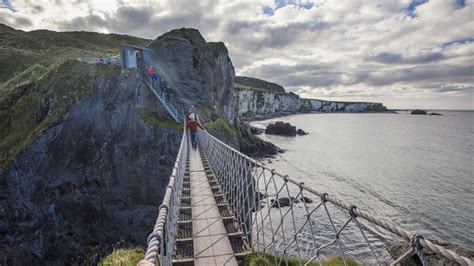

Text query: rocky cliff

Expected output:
[235,87,388,120]
[0,25,238,265]
[148,28,236,124]
[0,61,184,264]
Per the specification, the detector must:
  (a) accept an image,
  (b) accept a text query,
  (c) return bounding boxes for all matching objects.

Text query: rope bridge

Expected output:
[139,118,473,266]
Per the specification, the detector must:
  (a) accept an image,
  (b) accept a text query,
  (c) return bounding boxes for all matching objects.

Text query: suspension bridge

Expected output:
[136,119,473,266]
[120,48,473,266]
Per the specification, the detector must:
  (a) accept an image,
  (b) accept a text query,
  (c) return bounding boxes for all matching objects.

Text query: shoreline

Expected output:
[243,110,398,123]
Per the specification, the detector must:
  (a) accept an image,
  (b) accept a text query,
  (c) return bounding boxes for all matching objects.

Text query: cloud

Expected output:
[367,51,444,64]
[0,0,473,109]
[0,11,32,27]
[0,0,16,12]
[31,5,44,14]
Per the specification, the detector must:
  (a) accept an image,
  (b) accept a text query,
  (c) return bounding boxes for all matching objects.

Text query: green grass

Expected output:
[99,247,145,266]
[234,83,270,93]
[0,23,150,84]
[204,118,238,139]
[234,85,293,97]
[137,108,182,129]
[0,60,119,171]
[241,252,359,266]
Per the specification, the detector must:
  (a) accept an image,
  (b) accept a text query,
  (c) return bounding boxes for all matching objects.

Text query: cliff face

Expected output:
[235,88,388,119]
[0,26,237,265]
[147,28,236,124]
[235,89,304,118]
[0,64,182,264]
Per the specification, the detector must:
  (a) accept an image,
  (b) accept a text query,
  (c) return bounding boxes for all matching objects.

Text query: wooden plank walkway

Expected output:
[189,147,238,266]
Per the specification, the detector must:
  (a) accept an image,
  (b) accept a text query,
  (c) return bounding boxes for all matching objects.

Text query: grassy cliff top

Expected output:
[234,76,285,93]
[0,23,150,84]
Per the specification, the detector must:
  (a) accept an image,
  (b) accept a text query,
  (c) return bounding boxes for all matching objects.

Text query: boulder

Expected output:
[265,121,296,136]
[270,197,299,208]
[290,196,300,203]
[238,124,281,157]
[411,109,427,115]
[296,129,307,135]
[270,198,291,208]
[387,240,474,265]
[249,126,264,135]
[300,196,313,203]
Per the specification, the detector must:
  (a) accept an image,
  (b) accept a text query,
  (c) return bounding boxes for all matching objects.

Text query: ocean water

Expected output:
[250,111,474,262]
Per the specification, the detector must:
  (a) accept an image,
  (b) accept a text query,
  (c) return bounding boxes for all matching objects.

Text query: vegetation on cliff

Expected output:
[0,23,149,83]
[0,60,119,171]
[238,123,280,157]
[204,119,240,148]
[138,108,182,129]
[234,76,285,93]
[203,119,280,157]
[0,23,152,171]
[241,252,359,266]
[99,247,144,266]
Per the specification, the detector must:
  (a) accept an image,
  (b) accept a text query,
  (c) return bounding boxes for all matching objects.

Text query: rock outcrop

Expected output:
[238,124,281,157]
[148,28,236,124]
[296,129,308,135]
[265,121,297,136]
[411,109,427,115]
[235,88,388,120]
[0,67,182,264]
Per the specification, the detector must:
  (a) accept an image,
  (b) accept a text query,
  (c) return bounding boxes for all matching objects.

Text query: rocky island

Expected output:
[264,121,307,137]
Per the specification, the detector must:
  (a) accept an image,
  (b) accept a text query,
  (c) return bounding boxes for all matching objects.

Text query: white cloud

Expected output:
[1,0,473,109]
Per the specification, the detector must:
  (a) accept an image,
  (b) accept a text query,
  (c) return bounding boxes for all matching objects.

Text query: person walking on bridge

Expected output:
[186,116,204,150]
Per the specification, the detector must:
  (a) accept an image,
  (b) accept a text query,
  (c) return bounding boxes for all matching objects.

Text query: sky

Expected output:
[1,0,473,110]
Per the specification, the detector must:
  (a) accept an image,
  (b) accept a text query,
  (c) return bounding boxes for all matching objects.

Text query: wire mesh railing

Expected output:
[139,113,472,266]
[141,126,188,266]
[139,66,184,123]
[197,127,474,266]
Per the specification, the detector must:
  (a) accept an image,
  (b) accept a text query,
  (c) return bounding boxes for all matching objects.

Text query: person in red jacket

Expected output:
[186,117,204,150]
[147,65,156,80]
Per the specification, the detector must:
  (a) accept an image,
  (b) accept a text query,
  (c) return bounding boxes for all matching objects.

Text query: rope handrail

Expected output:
[196,122,473,266]
[140,124,188,266]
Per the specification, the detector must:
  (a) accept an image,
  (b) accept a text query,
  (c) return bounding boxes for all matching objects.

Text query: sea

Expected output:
[250,111,474,262]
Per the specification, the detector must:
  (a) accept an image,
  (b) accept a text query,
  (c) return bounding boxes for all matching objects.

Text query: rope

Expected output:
[142,123,188,265]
